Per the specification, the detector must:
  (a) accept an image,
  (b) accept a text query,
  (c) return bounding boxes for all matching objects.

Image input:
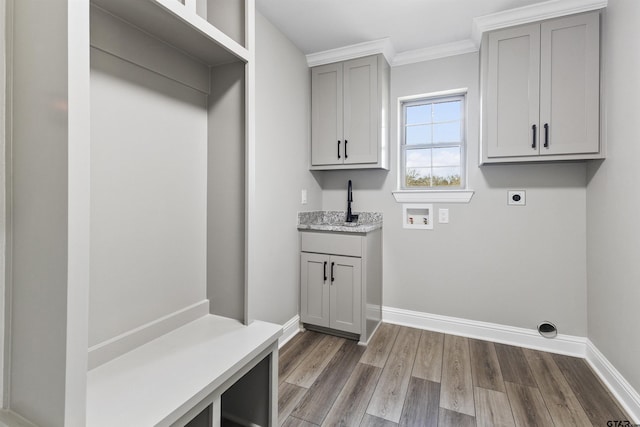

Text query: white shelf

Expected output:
[393,190,474,204]
[86,315,281,426]
[91,0,249,66]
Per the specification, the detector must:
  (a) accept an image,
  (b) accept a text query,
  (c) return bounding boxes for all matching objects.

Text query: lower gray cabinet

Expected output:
[299,229,381,343]
[300,252,362,334]
[300,252,330,328]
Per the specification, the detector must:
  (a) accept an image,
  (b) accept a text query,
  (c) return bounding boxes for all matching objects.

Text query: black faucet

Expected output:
[346,180,358,223]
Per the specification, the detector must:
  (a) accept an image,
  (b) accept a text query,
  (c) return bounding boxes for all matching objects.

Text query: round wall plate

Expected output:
[537,321,557,338]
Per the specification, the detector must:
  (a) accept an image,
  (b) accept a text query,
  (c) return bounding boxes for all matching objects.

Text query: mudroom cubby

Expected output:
[5,0,279,425]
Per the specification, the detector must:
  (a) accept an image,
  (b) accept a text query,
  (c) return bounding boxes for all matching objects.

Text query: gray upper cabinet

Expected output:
[485,23,541,159]
[481,12,601,164]
[311,55,390,170]
[311,62,343,166]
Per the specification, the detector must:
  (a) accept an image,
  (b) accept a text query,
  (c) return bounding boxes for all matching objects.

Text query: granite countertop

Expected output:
[297,211,383,233]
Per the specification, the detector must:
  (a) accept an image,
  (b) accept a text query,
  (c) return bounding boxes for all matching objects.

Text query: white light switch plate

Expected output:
[438,208,449,223]
[301,189,307,205]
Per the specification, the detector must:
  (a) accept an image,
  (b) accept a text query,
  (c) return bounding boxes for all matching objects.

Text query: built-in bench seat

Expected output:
[86,315,282,426]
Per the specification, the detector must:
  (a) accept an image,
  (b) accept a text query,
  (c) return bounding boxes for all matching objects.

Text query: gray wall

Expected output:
[207,61,246,321]
[10,2,70,420]
[587,0,640,393]
[89,48,208,346]
[321,53,589,336]
[253,12,322,325]
[8,0,91,424]
[0,0,7,407]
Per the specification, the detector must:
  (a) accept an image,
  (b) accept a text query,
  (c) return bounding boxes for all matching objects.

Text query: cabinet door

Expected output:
[329,256,362,334]
[311,63,343,166]
[300,253,330,327]
[343,56,378,164]
[539,13,599,155]
[486,24,541,158]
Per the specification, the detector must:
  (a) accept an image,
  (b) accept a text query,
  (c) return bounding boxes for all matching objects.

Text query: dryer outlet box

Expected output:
[508,190,526,206]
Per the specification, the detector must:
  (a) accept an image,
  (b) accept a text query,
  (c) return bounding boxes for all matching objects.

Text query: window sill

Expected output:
[392,190,474,204]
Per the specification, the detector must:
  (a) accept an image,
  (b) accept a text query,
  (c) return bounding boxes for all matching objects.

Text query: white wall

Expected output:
[587,0,640,394]
[321,52,589,336]
[253,12,322,325]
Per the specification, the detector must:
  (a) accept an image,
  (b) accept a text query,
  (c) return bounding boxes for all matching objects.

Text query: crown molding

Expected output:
[306,38,395,67]
[472,0,608,46]
[305,0,608,68]
[307,38,476,68]
[392,39,478,67]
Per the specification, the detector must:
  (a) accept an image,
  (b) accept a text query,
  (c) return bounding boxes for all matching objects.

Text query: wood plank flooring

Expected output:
[278,324,632,426]
[366,327,421,422]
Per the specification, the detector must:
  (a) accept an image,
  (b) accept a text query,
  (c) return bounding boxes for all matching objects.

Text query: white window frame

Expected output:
[393,88,474,204]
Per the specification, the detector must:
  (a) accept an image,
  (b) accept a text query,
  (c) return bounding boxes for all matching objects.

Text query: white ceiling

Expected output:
[256,0,551,56]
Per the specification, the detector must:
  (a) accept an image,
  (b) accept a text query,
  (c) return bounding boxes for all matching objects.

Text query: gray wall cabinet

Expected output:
[311,55,390,170]
[481,12,602,163]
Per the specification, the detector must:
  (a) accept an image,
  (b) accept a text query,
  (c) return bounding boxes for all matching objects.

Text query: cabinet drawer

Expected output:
[301,232,362,257]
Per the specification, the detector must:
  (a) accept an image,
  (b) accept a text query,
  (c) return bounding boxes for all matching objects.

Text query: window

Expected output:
[400,93,465,190]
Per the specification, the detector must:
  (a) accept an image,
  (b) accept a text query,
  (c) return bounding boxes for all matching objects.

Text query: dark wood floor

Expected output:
[278,323,631,427]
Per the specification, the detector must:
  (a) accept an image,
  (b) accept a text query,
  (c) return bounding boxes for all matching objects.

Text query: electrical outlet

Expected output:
[438,208,449,223]
[508,190,526,206]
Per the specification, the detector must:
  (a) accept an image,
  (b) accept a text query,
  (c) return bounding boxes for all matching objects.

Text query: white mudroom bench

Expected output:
[86,315,282,426]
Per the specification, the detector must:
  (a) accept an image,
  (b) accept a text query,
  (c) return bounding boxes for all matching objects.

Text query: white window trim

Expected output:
[392,190,474,203]
[394,88,474,204]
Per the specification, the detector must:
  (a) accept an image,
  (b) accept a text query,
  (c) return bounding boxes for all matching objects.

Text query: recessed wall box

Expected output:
[403,204,433,230]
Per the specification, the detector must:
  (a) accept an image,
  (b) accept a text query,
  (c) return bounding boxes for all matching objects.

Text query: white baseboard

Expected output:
[88,299,210,369]
[382,305,640,423]
[279,315,301,349]
[382,306,586,356]
[0,410,38,427]
[586,340,640,423]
